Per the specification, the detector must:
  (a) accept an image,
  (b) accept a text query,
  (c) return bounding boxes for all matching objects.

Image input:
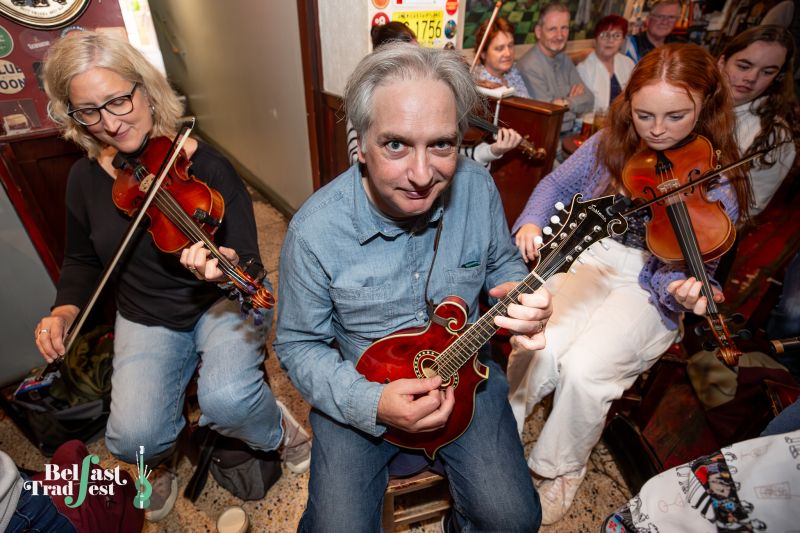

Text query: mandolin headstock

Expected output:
[534,194,629,277]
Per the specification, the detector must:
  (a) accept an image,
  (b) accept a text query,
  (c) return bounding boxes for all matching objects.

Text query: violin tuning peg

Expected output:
[701,341,717,352]
[542,226,553,236]
[554,202,566,211]
[735,329,752,341]
[693,324,708,337]
[550,215,561,225]
[728,313,746,326]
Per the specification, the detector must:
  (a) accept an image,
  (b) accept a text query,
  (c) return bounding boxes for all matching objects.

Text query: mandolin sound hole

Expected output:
[414,350,459,389]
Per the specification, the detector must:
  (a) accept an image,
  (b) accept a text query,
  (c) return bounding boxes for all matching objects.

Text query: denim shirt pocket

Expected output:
[444,266,485,307]
[330,282,396,337]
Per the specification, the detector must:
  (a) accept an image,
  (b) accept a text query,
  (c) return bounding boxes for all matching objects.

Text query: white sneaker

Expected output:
[534,467,586,525]
[144,465,178,522]
[276,400,311,474]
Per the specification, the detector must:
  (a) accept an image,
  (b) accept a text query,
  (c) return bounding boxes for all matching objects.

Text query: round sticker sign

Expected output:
[446,0,459,16]
[371,12,390,27]
[0,26,13,58]
[0,60,26,94]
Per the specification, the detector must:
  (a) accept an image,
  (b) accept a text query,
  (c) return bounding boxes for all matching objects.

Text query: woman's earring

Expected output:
[149,104,155,115]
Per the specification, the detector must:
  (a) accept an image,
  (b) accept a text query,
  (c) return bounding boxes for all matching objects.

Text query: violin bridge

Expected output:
[138,173,155,193]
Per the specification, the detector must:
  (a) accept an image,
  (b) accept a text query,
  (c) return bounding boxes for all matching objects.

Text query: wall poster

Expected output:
[368,0,460,49]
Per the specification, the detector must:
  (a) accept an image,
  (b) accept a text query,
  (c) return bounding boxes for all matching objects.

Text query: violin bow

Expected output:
[470,1,503,73]
[34,119,196,380]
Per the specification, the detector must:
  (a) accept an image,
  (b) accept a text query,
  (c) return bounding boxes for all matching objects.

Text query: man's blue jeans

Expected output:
[6,474,76,533]
[104,297,282,464]
[298,359,541,532]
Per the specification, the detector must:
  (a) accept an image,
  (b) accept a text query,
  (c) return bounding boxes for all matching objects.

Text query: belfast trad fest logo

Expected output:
[22,453,128,508]
[21,445,153,510]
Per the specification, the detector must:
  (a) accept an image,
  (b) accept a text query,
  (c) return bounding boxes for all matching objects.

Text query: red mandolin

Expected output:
[356,193,628,458]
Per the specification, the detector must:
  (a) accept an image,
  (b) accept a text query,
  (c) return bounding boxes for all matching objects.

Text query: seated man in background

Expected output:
[624,0,685,63]
[517,2,593,135]
[275,43,552,533]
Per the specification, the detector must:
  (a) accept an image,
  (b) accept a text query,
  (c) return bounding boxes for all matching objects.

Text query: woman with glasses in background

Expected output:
[33,31,310,523]
[576,15,635,128]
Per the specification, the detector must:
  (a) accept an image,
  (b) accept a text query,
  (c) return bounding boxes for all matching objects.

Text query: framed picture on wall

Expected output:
[0,0,90,30]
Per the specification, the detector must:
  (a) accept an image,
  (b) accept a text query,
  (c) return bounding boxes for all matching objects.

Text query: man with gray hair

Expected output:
[624,0,686,63]
[518,2,593,135]
[275,43,551,532]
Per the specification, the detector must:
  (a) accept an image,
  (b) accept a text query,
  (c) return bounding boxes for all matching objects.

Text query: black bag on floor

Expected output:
[188,426,282,501]
[1,326,113,456]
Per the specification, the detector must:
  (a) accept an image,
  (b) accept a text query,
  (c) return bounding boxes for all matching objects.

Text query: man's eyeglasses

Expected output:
[68,82,139,126]
[598,31,624,40]
[650,14,679,22]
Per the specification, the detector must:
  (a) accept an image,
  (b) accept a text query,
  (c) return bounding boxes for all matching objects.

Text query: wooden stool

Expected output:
[382,469,451,533]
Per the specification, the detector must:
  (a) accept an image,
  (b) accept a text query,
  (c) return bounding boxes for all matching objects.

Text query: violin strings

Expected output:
[661,165,719,316]
[132,166,255,291]
[659,164,737,356]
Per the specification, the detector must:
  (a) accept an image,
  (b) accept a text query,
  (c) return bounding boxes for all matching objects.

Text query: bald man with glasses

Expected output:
[625,0,686,63]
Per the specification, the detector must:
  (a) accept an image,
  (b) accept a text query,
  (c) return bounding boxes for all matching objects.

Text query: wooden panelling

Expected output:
[319,92,350,186]
[0,129,83,282]
[480,96,564,227]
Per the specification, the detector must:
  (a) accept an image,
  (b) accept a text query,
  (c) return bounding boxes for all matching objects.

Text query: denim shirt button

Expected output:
[414,272,420,280]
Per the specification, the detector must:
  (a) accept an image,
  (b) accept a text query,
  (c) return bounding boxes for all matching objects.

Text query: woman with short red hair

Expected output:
[577,15,635,119]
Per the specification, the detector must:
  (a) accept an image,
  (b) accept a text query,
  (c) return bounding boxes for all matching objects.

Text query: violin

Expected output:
[32,123,272,381]
[622,134,742,367]
[468,114,547,161]
[112,136,275,311]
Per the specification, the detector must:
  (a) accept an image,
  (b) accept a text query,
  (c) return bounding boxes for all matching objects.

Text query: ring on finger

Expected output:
[36,328,49,338]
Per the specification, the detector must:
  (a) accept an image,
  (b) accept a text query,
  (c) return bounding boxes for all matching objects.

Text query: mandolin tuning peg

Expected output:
[550,215,561,225]
[534,235,543,246]
[554,202,566,212]
[569,267,577,274]
[542,226,553,236]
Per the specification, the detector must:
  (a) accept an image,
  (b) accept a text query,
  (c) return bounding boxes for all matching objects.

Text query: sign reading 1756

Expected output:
[393,10,443,47]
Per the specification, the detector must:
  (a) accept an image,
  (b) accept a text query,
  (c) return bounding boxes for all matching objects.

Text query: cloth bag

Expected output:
[1,326,113,456]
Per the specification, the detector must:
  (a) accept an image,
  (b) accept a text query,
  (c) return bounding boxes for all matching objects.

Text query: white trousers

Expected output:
[506,239,678,478]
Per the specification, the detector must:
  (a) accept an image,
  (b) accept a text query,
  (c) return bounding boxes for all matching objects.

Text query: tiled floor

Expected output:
[0,192,631,532]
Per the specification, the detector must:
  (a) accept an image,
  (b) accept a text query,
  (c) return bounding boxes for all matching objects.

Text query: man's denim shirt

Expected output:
[274,157,528,437]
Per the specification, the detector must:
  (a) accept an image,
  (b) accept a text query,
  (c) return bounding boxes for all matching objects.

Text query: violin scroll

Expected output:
[467,114,547,162]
